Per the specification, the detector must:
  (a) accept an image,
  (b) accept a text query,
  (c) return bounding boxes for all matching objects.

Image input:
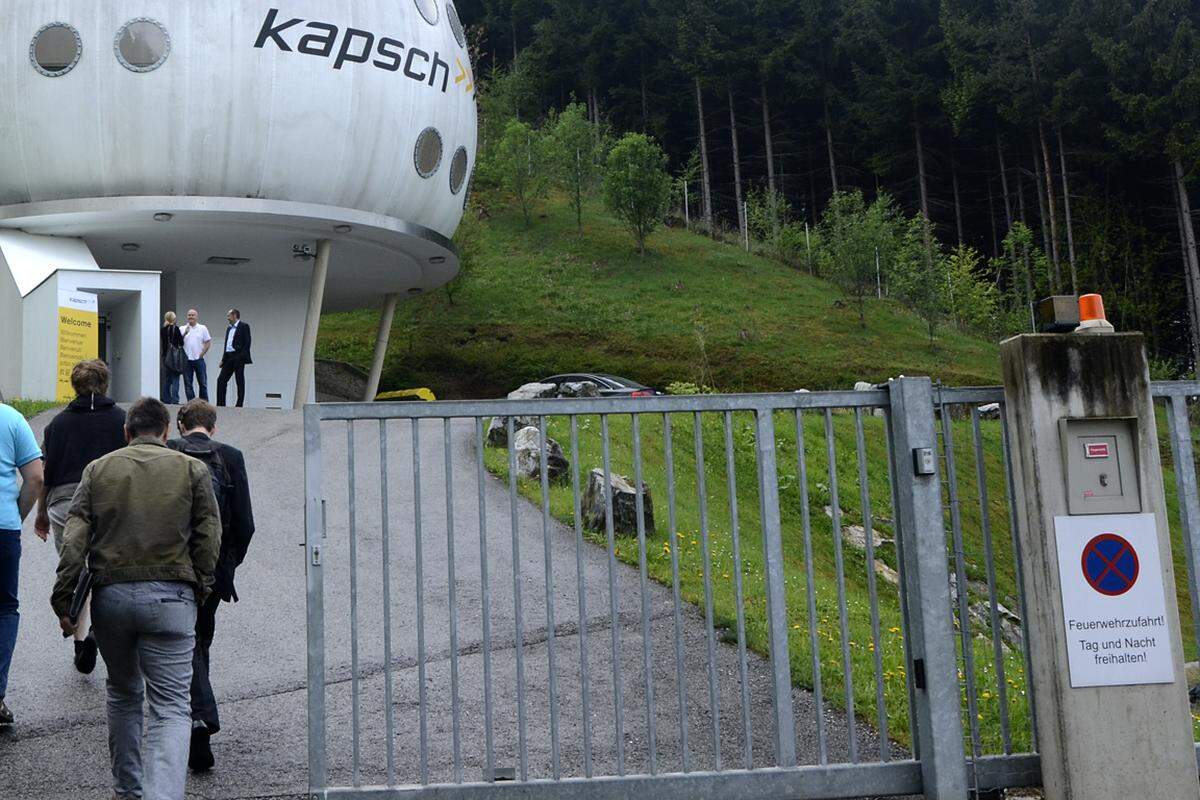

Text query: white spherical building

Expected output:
[0,1,477,408]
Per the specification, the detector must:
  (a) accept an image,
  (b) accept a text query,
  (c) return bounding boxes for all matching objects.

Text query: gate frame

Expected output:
[302,382,979,798]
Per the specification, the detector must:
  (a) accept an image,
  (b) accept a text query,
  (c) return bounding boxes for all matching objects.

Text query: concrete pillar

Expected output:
[293,240,331,410]
[1001,333,1198,800]
[363,293,399,402]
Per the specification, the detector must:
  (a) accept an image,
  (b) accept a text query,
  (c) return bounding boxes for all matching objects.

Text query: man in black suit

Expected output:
[167,400,255,773]
[216,309,252,408]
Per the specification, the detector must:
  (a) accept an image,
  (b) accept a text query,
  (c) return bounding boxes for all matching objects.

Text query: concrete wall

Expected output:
[20,278,59,401]
[171,270,314,408]
[0,260,21,398]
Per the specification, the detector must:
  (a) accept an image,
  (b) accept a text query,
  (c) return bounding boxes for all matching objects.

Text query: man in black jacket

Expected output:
[34,360,126,673]
[167,400,255,773]
[216,309,252,408]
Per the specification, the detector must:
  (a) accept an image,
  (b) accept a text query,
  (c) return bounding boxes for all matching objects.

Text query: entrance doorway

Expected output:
[84,290,142,401]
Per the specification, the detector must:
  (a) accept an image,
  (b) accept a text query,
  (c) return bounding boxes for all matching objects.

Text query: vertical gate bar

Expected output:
[444,419,462,782]
[346,422,361,785]
[412,420,429,783]
[538,416,561,780]
[999,411,1038,751]
[887,377,968,799]
[303,407,327,792]
[694,411,722,771]
[379,420,396,785]
[795,409,827,765]
[663,413,690,772]
[1166,395,1200,662]
[723,411,753,769]
[475,418,495,780]
[631,414,657,774]
[939,401,982,770]
[569,416,593,778]
[971,409,1012,754]
[854,409,889,760]
[600,415,625,775]
[824,408,857,761]
[755,409,797,768]
[883,409,919,755]
[506,417,529,780]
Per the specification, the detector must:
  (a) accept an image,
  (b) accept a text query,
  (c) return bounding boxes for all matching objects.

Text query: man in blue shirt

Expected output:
[0,402,44,727]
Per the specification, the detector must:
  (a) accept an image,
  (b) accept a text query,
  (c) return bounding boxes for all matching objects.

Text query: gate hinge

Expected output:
[311,545,322,567]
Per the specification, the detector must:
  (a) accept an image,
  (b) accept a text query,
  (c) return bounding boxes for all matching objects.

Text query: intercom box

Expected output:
[1058,417,1141,515]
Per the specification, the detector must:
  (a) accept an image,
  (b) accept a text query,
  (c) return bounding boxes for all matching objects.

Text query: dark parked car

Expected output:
[539,373,662,397]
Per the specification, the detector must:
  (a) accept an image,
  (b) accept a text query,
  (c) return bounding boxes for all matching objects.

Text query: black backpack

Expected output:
[179,439,232,529]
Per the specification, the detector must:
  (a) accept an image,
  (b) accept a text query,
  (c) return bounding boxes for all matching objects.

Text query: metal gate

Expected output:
[302,378,1200,799]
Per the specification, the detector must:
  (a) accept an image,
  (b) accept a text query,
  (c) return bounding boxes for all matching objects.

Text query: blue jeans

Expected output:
[0,530,19,699]
[183,359,208,402]
[161,369,180,405]
[93,581,196,800]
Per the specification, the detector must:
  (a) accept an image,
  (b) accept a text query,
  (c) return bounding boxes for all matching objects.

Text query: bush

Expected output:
[602,133,672,254]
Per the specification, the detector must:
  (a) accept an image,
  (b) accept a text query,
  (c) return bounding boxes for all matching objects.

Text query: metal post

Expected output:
[744,202,750,252]
[294,239,332,409]
[876,246,882,298]
[886,377,968,799]
[755,409,797,767]
[804,220,813,274]
[363,293,399,402]
[303,405,327,792]
[684,181,690,229]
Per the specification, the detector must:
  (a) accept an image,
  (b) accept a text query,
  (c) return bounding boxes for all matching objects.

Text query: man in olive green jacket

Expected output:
[52,398,221,800]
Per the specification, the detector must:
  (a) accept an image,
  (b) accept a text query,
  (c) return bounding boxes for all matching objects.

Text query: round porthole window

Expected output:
[414,128,444,178]
[115,18,170,72]
[30,23,82,77]
[414,0,439,26]
[447,3,467,47]
[449,147,469,194]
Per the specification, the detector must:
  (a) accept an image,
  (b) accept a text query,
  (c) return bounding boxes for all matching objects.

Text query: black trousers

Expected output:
[191,593,221,734]
[216,361,246,407]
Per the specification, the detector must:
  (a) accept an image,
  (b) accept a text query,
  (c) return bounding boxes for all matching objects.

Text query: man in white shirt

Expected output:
[180,309,212,402]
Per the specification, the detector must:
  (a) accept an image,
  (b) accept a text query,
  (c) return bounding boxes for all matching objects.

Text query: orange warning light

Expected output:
[1078,294,1107,323]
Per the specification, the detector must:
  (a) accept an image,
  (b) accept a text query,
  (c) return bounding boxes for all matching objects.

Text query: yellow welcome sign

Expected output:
[56,291,98,402]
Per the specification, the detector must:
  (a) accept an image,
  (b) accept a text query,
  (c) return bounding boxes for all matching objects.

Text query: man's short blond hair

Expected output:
[177,399,217,433]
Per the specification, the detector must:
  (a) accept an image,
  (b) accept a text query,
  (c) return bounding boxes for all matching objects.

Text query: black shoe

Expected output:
[0,699,13,727]
[189,723,215,772]
[74,633,98,675]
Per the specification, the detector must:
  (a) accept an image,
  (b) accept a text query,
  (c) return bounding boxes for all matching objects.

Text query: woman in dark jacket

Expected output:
[33,359,126,673]
[161,311,185,404]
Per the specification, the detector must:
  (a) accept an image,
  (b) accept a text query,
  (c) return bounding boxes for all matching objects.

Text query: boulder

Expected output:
[486,415,538,447]
[559,381,600,398]
[875,560,900,586]
[854,381,877,392]
[508,382,557,400]
[513,427,569,482]
[841,524,895,553]
[582,469,655,537]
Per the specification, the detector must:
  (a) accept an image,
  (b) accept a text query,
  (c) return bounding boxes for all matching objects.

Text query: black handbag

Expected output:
[164,327,187,374]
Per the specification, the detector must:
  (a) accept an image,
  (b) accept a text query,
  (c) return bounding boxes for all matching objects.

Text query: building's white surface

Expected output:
[1,0,476,406]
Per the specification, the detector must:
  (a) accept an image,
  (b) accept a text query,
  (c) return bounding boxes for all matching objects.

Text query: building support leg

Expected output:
[293,240,331,409]
[363,293,399,402]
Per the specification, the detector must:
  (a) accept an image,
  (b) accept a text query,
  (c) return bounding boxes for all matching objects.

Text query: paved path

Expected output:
[0,408,893,799]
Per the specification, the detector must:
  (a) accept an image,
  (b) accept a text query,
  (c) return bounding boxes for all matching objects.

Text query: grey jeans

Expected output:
[92,581,197,800]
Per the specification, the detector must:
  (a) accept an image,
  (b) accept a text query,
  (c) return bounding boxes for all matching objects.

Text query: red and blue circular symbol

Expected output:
[1081,533,1139,596]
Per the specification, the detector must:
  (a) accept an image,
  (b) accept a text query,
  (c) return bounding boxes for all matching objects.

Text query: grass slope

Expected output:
[318,198,1000,399]
[9,399,59,420]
